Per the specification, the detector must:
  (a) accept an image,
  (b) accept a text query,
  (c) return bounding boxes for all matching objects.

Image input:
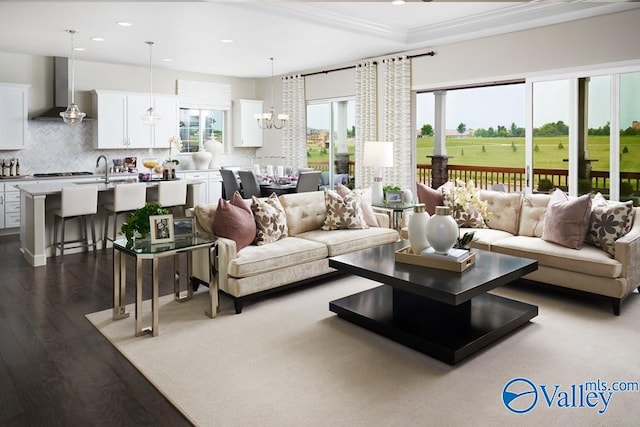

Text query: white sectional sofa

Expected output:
[456,190,640,315]
[189,190,399,313]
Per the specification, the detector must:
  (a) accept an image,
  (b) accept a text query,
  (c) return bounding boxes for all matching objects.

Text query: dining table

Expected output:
[259,182,297,197]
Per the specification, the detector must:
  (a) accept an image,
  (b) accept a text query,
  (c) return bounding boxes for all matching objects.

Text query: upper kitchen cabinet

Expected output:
[234,99,263,147]
[92,89,178,149]
[0,83,28,150]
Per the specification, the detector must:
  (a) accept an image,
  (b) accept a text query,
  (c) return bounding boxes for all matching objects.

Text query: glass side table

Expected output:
[371,202,418,231]
[112,233,218,337]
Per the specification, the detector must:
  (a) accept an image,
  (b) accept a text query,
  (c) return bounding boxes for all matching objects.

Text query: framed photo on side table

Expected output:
[149,214,175,244]
[385,190,403,204]
[173,217,195,237]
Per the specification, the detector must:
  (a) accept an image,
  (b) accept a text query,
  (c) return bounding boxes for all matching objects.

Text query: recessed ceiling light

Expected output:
[220,39,234,44]
[90,37,104,42]
[391,0,405,5]
[117,22,132,27]
[73,47,85,51]
[163,58,172,62]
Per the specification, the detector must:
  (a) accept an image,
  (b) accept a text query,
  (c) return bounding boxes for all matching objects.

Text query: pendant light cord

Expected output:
[69,30,76,104]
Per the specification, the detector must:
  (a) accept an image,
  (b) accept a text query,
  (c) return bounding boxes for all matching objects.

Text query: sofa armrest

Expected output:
[185,207,195,218]
[615,208,640,292]
[374,211,390,229]
[215,236,238,293]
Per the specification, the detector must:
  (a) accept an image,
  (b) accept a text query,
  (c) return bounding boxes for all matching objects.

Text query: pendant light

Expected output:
[141,41,160,126]
[60,29,86,125]
[255,57,289,130]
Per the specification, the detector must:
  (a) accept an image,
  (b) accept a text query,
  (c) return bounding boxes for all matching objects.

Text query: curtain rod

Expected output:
[300,50,435,78]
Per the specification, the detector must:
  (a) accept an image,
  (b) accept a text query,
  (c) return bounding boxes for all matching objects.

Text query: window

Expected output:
[178,108,224,153]
[306,98,355,186]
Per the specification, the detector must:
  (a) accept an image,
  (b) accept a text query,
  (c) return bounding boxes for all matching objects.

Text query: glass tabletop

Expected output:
[113,233,217,255]
[372,202,418,211]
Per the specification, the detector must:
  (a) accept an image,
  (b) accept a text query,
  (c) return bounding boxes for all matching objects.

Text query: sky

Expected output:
[306,73,639,132]
[416,74,640,131]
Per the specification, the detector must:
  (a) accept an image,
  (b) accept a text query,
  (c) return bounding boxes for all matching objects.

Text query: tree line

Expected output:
[419,120,640,137]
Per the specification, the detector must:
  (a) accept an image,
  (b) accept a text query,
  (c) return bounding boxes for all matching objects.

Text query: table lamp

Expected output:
[363,141,394,204]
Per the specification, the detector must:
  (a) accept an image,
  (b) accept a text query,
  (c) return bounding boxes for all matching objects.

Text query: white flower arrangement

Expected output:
[449,179,489,220]
[168,136,181,151]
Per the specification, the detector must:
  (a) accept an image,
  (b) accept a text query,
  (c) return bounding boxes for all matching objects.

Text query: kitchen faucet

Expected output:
[96,155,109,183]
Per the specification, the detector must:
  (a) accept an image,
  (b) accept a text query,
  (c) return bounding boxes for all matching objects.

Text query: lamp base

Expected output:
[371,177,384,205]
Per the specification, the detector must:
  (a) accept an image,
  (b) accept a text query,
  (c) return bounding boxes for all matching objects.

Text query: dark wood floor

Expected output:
[0,235,192,426]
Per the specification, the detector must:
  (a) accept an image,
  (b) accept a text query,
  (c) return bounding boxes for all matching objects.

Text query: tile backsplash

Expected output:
[2,121,182,175]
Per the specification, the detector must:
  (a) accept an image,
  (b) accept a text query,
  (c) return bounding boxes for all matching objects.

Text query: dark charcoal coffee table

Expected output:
[328,241,538,365]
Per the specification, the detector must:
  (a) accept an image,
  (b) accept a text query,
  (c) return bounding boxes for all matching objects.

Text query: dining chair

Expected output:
[238,170,262,199]
[296,171,322,193]
[220,168,242,199]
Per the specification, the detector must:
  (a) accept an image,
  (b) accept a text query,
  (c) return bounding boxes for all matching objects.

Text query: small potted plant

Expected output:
[120,203,169,242]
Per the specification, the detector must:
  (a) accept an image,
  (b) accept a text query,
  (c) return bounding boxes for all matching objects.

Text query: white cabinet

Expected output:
[92,90,178,149]
[234,99,263,147]
[178,171,222,205]
[1,180,26,229]
[0,184,4,228]
[0,83,28,150]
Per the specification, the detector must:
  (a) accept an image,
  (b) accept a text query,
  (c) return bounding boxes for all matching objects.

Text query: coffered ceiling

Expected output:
[0,1,637,78]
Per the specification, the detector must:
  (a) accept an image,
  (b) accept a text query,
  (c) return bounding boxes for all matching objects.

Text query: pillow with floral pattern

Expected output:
[251,193,288,245]
[322,189,367,230]
[585,192,635,256]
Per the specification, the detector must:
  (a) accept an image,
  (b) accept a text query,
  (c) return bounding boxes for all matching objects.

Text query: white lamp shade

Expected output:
[363,141,394,168]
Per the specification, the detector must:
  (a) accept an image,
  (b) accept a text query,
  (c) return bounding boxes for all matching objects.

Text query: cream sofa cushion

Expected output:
[518,193,552,237]
[279,191,327,236]
[298,227,399,256]
[227,237,327,278]
[491,235,622,279]
[480,190,522,235]
[461,227,514,251]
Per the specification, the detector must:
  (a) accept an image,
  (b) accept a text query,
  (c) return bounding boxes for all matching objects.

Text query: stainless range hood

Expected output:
[32,56,93,121]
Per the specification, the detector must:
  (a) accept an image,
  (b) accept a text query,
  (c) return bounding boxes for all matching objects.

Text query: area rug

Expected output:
[86,276,640,426]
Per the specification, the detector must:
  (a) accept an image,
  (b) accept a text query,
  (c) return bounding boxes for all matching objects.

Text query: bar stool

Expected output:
[148,180,187,216]
[52,185,99,261]
[103,183,147,249]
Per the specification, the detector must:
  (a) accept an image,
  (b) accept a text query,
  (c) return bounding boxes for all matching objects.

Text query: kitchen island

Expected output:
[17,179,202,267]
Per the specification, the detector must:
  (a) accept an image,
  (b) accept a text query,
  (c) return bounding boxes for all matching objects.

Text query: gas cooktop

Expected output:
[33,171,94,178]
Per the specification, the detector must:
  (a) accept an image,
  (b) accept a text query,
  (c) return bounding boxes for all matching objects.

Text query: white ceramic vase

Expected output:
[407,204,430,254]
[193,148,213,170]
[425,205,458,254]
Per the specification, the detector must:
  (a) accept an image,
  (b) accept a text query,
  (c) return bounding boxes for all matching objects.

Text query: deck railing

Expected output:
[307,161,639,196]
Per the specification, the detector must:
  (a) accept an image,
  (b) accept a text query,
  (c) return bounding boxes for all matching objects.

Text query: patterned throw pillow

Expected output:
[441,180,487,228]
[336,183,378,227]
[251,193,288,245]
[585,192,635,256]
[322,189,367,230]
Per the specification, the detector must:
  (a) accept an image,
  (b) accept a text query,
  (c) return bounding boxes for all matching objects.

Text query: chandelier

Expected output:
[255,57,289,130]
[141,41,160,126]
[60,29,86,125]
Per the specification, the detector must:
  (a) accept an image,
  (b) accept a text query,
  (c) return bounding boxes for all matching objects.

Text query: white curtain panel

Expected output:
[282,75,307,169]
[355,61,378,188]
[383,56,412,192]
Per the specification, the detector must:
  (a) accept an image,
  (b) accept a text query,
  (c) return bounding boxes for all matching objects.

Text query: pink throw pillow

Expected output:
[541,189,592,249]
[416,182,443,215]
[213,191,256,250]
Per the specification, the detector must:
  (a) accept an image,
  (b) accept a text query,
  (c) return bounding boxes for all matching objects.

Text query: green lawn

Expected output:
[416,135,640,172]
[307,136,640,173]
